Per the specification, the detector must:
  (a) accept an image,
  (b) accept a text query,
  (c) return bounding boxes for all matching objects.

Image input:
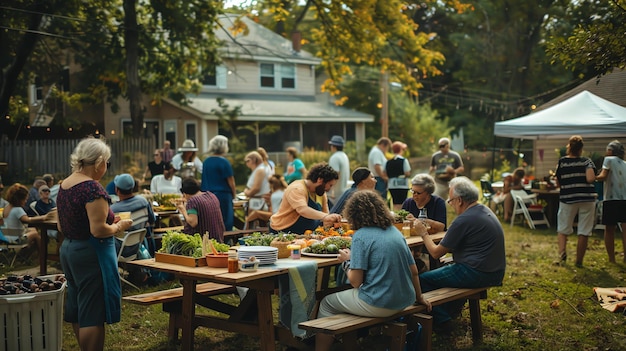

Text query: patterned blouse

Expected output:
[57,180,114,240]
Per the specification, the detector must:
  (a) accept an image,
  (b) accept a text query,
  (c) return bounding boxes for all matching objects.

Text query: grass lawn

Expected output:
[3,220,626,350]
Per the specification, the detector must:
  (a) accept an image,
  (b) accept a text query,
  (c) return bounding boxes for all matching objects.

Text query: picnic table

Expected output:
[30,211,63,275]
[128,232,445,350]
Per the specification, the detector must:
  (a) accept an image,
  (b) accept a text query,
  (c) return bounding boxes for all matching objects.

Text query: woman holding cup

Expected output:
[56,136,133,351]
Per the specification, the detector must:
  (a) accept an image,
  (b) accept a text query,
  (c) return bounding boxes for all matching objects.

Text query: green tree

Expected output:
[545,0,626,76]
[408,0,580,152]
[235,1,475,101]
[1,0,224,138]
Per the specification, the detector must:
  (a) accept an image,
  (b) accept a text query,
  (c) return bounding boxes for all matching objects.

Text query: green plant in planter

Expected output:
[394,209,410,223]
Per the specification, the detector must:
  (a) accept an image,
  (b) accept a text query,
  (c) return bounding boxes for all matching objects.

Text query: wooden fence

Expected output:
[0,137,155,184]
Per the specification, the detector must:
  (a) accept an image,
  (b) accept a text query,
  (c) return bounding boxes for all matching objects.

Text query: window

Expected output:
[260,63,296,89]
[201,66,227,89]
[260,63,275,88]
[185,123,196,143]
[280,64,295,88]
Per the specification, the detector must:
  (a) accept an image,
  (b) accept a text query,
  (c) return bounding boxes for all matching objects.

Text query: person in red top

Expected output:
[177,178,225,242]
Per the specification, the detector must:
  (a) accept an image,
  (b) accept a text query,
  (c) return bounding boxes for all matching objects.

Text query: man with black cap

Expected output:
[328,135,350,204]
[330,167,377,215]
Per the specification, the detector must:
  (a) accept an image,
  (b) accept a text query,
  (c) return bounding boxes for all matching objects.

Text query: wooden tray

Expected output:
[155,252,207,267]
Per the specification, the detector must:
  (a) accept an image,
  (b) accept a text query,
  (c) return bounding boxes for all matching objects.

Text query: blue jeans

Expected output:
[374,176,387,200]
[420,263,504,324]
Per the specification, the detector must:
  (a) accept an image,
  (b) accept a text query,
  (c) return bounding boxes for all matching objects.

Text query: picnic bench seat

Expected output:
[298,287,488,351]
[123,282,236,340]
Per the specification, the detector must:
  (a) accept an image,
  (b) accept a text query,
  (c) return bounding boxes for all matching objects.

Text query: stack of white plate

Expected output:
[237,246,278,265]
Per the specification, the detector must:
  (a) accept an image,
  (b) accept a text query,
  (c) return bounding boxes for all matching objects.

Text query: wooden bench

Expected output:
[298,287,488,351]
[123,282,236,340]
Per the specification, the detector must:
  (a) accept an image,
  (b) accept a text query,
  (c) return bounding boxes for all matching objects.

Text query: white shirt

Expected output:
[368,146,387,177]
[150,175,182,194]
[328,150,350,200]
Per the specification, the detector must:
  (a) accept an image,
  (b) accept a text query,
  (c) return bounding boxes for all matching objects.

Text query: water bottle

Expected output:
[418,208,431,230]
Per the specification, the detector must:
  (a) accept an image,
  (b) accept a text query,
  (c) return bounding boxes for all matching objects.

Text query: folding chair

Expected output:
[29,201,40,215]
[116,228,147,290]
[510,190,550,229]
[129,207,157,256]
[480,180,495,206]
[0,228,29,267]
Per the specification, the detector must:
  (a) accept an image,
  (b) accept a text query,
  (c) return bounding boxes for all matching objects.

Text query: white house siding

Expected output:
[534,137,626,178]
[209,60,316,96]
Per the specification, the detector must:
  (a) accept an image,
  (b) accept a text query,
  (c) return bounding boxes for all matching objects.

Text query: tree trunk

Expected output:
[0,11,43,120]
[124,0,143,138]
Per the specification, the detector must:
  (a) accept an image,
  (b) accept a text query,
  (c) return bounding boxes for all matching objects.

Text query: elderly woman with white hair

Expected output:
[401,173,447,234]
[201,135,236,230]
[56,136,134,350]
[595,140,626,263]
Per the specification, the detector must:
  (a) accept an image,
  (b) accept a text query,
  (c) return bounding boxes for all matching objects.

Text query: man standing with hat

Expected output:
[171,139,203,177]
[328,135,350,205]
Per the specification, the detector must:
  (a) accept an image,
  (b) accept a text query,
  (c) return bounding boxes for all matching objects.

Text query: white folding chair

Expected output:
[0,228,29,267]
[29,201,40,215]
[510,190,550,229]
[116,228,147,290]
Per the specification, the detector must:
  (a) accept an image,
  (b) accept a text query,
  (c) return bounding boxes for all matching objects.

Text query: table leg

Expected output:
[39,226,48,275]
[180,279,197,351]
[256,288,276,351]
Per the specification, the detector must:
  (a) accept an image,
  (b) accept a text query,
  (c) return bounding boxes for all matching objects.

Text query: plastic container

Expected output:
[287,244,301,259]
[205,253,229,268]
[0,281,66,351]
[239,260,259,272]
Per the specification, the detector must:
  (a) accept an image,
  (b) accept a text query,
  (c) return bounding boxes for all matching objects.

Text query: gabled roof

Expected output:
[535,69,626,111]
[216,14,321,65]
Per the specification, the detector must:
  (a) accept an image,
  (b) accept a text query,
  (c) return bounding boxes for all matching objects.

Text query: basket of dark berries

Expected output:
[0,274,66,351]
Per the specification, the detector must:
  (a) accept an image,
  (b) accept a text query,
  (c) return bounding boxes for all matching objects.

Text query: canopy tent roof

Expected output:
[494,90,626,139]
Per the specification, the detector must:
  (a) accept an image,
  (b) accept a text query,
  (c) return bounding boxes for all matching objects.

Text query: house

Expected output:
[96,14,375,158]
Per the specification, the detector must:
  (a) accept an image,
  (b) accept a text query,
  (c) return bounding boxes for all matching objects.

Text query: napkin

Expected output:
[276,260,318,338]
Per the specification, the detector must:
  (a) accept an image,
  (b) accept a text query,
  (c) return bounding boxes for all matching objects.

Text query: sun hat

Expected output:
[328,135,345,147]
[352,167,371,186]
[392,141,407,154]
[178,139,198,152]
[114,173,135,191]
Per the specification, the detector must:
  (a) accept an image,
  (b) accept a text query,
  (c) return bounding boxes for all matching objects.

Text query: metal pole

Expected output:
[380,71,389,138]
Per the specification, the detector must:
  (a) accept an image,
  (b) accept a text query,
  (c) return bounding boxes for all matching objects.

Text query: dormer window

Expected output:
[260,63,295,89]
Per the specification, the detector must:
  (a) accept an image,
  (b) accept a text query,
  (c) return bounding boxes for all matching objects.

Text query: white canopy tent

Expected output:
[494,90,626,139]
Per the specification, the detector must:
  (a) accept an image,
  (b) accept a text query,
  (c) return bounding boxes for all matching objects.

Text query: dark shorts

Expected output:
[602,200,626,225]
[60,239,107,327]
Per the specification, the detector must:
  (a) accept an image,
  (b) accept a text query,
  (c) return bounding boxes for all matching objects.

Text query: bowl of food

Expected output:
[205,254,229,268]
[239,257,259,272]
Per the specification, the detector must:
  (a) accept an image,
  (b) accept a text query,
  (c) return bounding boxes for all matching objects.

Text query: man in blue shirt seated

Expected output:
[110,174,156,254]
[110,173,157,286]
